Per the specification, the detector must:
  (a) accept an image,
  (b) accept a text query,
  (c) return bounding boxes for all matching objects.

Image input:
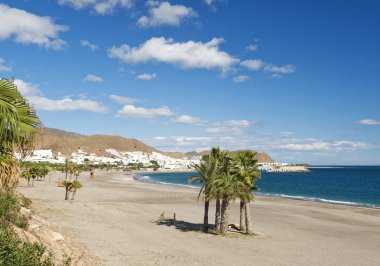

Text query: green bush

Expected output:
[0,190,29,229]
[0,190,55,265]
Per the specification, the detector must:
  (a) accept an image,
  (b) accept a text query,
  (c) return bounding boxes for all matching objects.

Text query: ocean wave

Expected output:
[308,166,345,169]
[135,174,198,188]
[257,192,379,208]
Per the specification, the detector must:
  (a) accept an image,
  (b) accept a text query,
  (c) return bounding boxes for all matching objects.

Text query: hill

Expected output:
[36,128,156,157]
[36,128,274,163]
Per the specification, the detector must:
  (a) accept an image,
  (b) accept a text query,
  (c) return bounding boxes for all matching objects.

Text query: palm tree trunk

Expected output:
[240,200,246,231]
[65,187,70,200]
[71,189,77,200]
[202,200,209,233]
[215,197,221,231]
[245,201,253,234]
[220,198,230,234]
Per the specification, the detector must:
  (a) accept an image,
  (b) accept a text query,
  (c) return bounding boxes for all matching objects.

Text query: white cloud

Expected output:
[83,74,104,82]
[14,79,107,113]
[116,104,174,118]
[269,73,283,79]
[137,73,157,80]
[246,44,258,52]
[281,131,295,135]
[356,119,380,126]
[58,0,132,15]
[154,136,167,140]
[206,120,255,134]
[110,94,140,105]
[175,136,211,146]
[0,57,11,72]
[204,0,224,11]
[233,75,250,83]
[172,115,207,125]
[146,133,373,155]
[0,4,68,49]
[138,1,197,28]
[278,140,372,152]
[108,37,239,73]
[205,0,216,4]
[240,59,265,71]
[264,64,295,74]
[80,40,98,51]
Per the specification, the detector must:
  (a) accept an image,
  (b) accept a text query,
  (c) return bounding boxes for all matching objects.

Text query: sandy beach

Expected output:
[18,170,380,266]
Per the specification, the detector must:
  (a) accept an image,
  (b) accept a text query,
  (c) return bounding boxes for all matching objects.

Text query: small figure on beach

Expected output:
[90,168,95,179]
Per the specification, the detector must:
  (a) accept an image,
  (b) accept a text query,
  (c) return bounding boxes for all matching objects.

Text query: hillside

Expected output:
[36,128,274,163]
[36,128,156,157]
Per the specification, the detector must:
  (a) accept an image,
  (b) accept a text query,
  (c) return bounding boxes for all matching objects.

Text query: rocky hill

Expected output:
[35,128,274,163]
[36,128,156,157]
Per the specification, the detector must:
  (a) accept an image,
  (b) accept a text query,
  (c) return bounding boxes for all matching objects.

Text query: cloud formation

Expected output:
[0,4,67,49]
[108,37,239,73]
[83,74,104,82]
[356,119,380,126]
[58,0,132,15]
[138,1,197,28]
[14,79,107,113]
[147,133,373,155]
[137,73,157,80]
[240,59,265,71]
[110,95,140,105]
[80,40,98,51]
[0,57,11,72]
[172,115,207,125]
[206,120,255,134]
[204,0,224,11]
[278,139,372,151]
[233,75,250,83]
[117,105,174,118]
[264,64,295,78]
[246,44,258,52]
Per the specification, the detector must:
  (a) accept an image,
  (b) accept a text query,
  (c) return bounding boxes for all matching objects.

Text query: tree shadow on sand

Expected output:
[154,213,253,236]
[155,214,220,234]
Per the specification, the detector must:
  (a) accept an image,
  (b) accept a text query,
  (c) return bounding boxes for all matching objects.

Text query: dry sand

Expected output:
[18,170,380,266]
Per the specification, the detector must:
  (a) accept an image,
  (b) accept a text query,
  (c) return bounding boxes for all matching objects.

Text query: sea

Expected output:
[135,166,380,208]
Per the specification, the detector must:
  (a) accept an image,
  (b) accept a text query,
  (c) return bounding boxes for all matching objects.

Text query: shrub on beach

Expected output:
[0,190,54,265]
[63,180,83,200]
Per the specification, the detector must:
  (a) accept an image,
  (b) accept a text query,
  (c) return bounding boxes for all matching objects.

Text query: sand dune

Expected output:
[18,170,380,266]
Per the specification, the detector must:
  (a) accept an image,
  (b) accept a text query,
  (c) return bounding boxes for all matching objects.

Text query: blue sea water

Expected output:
[136,166,380,208]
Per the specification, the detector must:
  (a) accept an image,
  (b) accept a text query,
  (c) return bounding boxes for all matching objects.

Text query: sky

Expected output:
[1,0,380,164]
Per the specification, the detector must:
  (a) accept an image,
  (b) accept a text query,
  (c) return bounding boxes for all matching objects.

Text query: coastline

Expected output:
[18,170,380,265]
[132,170,380,209]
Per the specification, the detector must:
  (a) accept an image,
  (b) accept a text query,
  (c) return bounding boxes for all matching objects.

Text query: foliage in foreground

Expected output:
[0,78,42,189]
[0,190,54,265]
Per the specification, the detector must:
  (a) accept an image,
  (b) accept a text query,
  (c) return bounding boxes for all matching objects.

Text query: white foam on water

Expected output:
[257,192,379,208]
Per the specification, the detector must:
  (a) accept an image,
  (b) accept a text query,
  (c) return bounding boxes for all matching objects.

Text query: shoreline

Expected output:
[18,170,380,265]
[130,171,380,210]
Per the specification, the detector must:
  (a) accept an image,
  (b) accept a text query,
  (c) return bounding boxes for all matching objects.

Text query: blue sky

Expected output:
[1,0,380,164]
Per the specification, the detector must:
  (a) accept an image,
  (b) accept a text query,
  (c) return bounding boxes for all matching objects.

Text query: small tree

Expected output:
[63,180,83,200]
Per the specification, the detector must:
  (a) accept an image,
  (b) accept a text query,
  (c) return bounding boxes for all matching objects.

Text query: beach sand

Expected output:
[18,170,380,266]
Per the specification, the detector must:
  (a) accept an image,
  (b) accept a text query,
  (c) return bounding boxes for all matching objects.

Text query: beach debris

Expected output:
[228,224,241,231]
[158,212,177,225]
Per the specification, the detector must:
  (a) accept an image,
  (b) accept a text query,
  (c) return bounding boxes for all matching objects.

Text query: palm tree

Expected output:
[63,180,83,200]
[189,154,218,233]
[212,171,248,235]
[210,147,230,231]
[233,151,261,234]
[0,79,41,190]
